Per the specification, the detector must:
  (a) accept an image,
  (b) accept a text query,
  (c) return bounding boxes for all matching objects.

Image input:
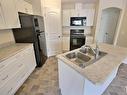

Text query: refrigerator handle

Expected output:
[37,34,41,50]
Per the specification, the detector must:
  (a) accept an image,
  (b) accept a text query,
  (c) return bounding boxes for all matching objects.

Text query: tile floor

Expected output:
[16,57,127,95]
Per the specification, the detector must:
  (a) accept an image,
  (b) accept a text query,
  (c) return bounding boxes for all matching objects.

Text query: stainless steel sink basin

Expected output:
[79,48,107,57]
[64,49,107,68]
[66,52,91,62]
[65,52,92,67]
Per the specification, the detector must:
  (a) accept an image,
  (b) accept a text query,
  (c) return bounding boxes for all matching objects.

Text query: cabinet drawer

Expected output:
[0,57,25,87]
[0,65,27,95]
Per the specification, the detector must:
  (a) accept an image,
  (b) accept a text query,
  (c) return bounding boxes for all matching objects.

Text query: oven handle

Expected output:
[71,36,86,38]
[72,33,84,35]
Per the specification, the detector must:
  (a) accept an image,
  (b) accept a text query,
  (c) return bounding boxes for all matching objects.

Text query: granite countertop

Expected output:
[0,43,33,62]
[57,43,127,85]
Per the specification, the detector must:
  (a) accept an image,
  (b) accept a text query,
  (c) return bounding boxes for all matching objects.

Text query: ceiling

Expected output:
[61,0,98,3]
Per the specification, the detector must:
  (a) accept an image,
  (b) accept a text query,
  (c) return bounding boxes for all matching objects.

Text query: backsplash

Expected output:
[0,29,15,47]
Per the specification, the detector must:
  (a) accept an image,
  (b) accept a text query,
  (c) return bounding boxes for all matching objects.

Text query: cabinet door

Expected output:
[62,10,71,26]
[1,0,20,28]
[24,1,33,14]
[79,9,87,17]
[16,0,25,13]
[62,36,70,51]
[70,9,78,17]
[16,0,33,15]
[44,0,61,9]
[0,1,6,29]
[86,9,95,26]
[32,0,42,16]
[58,60,85,95]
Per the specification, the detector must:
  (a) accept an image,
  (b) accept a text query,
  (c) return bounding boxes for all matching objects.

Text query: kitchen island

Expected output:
[57,43,127,95]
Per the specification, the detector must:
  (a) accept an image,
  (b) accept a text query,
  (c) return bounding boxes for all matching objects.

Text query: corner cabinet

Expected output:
[0,45,36,95]
[0,0,20,29]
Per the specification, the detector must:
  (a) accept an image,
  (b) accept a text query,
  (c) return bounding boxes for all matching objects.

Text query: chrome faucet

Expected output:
[81,43,99,59]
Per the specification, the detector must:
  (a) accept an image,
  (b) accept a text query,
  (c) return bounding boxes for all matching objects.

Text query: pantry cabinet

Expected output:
[0,0,20,29]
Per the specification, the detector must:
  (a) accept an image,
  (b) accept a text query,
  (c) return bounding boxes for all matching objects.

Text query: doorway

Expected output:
[98,8,121,44]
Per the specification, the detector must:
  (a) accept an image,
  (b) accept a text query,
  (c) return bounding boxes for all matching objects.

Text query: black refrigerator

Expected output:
[13,12,45,67]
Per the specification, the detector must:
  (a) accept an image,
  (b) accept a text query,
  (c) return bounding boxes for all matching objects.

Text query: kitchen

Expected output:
[0,0,127,95]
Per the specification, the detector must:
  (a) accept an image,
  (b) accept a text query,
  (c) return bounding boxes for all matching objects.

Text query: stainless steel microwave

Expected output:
[70,17,87,26]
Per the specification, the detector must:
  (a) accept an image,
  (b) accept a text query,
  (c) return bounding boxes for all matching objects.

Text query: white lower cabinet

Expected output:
[0,45,36,95]
[62,36,70,51]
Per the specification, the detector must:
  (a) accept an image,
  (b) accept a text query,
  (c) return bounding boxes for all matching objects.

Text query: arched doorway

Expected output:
[98,7,121,44]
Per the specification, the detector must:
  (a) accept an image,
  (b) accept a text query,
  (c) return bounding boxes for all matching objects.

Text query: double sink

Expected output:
[64,48,107,68]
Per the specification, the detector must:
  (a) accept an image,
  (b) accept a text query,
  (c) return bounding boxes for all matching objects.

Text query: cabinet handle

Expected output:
[0,65,5,69]
[8,87,13,94]
[2,75,8,81]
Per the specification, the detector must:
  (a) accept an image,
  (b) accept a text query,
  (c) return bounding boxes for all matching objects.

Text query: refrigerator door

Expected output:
[13,13,44,67]
[39,32,47,56]
[34,16,45,32]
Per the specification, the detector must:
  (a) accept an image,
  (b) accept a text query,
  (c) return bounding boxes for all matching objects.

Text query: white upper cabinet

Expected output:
[0,2,6,29]
[43,0,61,9]
[79,9,87,17]
[86,9,95,26]
[16,0,33,14]
[70,9,79,17]
[62,8,95,26]
[0,0,20,29]
[32,0,42,16]
[62,10,71,26]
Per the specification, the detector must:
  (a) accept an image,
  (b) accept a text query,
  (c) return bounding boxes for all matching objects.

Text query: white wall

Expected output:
[94,0,126,44]
[0,30,15,46]
[116,3,127,47]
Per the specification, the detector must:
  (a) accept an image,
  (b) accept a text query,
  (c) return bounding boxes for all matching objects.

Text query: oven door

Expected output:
[70,36,85,50]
